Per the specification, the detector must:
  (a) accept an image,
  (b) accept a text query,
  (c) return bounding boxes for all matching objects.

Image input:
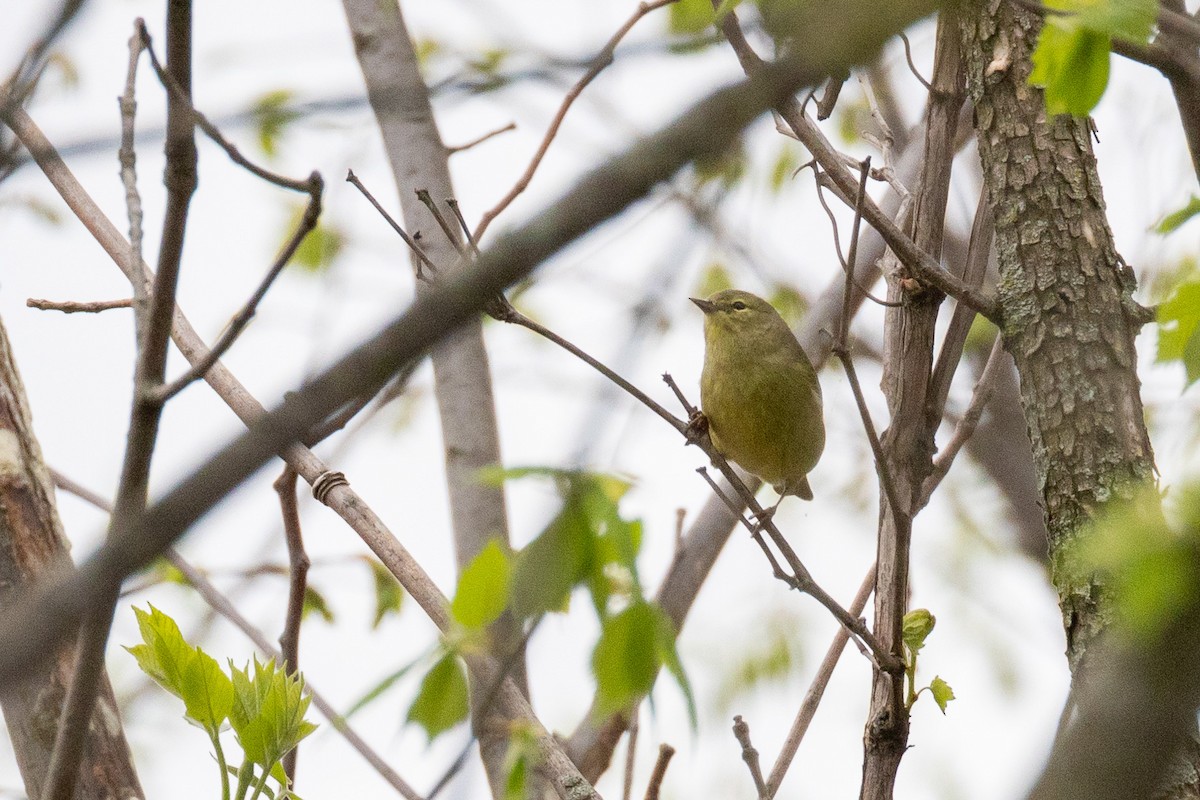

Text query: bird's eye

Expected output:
[731,301,747,311]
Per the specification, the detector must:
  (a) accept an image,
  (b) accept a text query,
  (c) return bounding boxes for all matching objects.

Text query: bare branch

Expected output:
[732,716,768,799]
[472,0,679,243]
[643,744,675,800]
[25,297,132,313]
[919,334,1005,507]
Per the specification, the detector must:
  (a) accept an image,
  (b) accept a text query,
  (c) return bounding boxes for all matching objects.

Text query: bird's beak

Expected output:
[690,297,716,313]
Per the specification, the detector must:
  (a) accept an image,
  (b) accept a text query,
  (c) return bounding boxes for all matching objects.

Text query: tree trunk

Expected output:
[961,0,1199,794]
[340,1,525,796]
[0,315,145,800]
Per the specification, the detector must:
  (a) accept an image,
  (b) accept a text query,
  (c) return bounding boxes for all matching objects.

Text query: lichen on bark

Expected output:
[962,0,1156,667]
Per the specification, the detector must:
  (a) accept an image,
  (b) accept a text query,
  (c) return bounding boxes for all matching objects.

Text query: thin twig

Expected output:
[471,0,679,243]
[118,26,146,333]
[898,32,933,91]
[346,170,440,278]
[643,743,675,800]
[622,708,640,800]
[925,185,994,433]
[25,298,132,313]
[732,716,768,799]
[918,334,1005,508]
[48,468,427,800]
[414,188,464,256]
[43,7,197,798]
[664,374,899,673]
[138,21,314,194]
[765,564,875,797]
[807,160,899,310]
[275,466,308,784]
[831,161,907,521]
[446,121,516,155]
[153,171,324,402]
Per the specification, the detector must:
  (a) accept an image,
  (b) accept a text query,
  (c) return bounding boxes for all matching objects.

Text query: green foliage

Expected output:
[1156,196,1200,234]
[367,557,405,628]
[694,263,733,299]
[451,539,513,629]
[250,89,301,158]
[502,722,541,800]
[1156,274,1200,388]
[126,606,315,800]
[301,586,334,623]
[714,614,803,712]
[768,284,808,327]
[669,0,716,34]
[288,204,345,273]
[487,468,694,725]
[929,676,956,713]
[406,651,470,741]
[1029,0,1154,116]
[901,608,954,715]
[1066,484,1200,643]
[768,144,803,194]
[229,658,317,771]
[592,601,688,718]
[125,605,234,731]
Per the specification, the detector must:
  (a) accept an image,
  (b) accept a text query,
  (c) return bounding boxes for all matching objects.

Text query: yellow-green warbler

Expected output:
[692,289,825,508]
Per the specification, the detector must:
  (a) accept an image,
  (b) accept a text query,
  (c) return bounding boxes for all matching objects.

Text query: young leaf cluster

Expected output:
[901,608,955,714]
[126,605,316,800]
[404,468,694,751]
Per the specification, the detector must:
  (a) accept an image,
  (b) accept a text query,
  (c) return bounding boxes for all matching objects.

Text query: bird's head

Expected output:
[690,289,786,342]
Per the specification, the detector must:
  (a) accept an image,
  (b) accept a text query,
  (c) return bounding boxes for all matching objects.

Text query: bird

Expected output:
[691,289,825,511]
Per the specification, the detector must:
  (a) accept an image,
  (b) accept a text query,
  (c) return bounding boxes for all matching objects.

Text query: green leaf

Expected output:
[250,89,301,158]
[511,494,594,619]
[302,586,334,623]
[694,263,733,299]
[1029,0,1154,116]
[653,606,696,727]
[1030,25,1111,116]
[407,652,469,741]
[452,539,513,629]
[768,285,808,327]
[593,602,659,716]
[1046,0,1155,42]
[124,605,234,732]
[669,0,715,34]
[1156,278,1200,387]
[502,723,540,800]
[343,656,424,718]
[902,608,936,655]
[290,208,345,273]
[768,145,802,194]
[1156,196,1200,234]
[929,676,955,713]
[368,558,405,628]
[229,657,317,770]
[1064,485,1200,641]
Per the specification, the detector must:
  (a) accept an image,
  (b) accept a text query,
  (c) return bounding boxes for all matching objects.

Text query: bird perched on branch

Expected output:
[691,289,825,511]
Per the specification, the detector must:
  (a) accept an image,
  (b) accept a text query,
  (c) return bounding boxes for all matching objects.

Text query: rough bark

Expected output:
[0,315,144,800]
[962,0,1196,795]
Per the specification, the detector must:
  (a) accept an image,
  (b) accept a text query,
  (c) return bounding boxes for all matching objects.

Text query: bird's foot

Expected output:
[684,409,708,444]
